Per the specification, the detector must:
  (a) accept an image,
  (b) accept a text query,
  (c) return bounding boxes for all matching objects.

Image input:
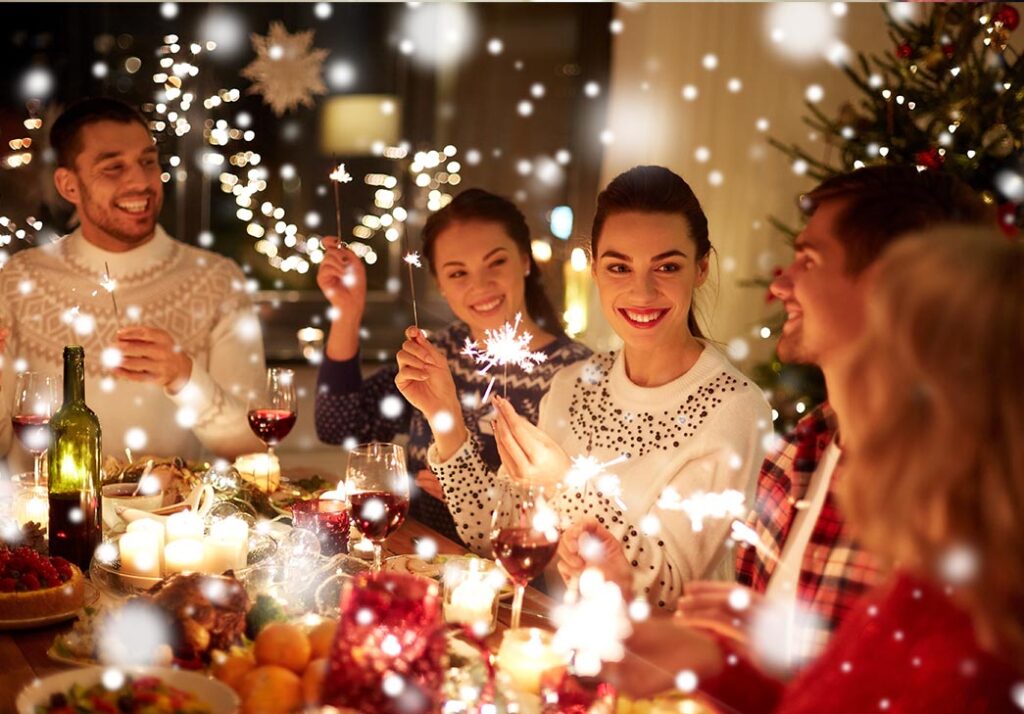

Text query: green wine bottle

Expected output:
[47,346,102,572]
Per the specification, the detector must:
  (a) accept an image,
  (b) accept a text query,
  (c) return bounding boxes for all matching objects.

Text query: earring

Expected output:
[524,268,531,277]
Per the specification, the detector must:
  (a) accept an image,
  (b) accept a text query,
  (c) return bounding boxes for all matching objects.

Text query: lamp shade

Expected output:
[320,94,401,155]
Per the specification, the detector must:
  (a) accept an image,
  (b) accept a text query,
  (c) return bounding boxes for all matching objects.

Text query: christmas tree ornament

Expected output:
[982,123,1015,158]
[914,148,944,171]
[993,3,1020,31]
[896,42,913,59]
[241,21,328,116]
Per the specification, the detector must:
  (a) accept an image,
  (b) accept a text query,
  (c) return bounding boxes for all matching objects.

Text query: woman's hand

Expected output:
[491,394,570,488]
[557,517,634,595]
[415,469,445,501]
[674,581,764,645]
[317,239,366,360]
[394,327,467,459]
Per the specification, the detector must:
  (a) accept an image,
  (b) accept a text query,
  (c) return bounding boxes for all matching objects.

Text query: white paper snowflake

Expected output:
[241,22,328,116]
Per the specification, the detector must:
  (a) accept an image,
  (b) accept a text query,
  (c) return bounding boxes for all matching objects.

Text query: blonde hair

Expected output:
[839,226,1024,664]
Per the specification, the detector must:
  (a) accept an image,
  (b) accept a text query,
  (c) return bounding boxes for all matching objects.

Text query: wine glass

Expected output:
[490,483,561,629]
[346,442,410,571]
[246,368,297,460]
[12,372,59,487]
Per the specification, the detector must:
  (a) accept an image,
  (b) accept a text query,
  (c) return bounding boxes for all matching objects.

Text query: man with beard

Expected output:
[0,98,264,466]
[672,165,992,673]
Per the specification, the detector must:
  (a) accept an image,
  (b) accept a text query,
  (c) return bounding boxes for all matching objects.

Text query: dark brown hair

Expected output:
[801,165,992,275]
[421,188,564,336]
[590,165,711,339]
[50,97,149,169]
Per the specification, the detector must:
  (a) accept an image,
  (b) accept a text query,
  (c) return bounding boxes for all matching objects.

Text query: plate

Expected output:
[382,554,515,599]
[0,582,99,631]
[16,666,238,714]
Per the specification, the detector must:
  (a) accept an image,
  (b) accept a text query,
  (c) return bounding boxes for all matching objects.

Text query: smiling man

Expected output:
[0,97,264,467]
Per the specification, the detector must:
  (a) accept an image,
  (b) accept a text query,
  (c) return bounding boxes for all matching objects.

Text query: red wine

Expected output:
[492,527,559,585]
[49,492,101,572]
[349,491,409,542]
[247,408,296,445]
[12,414,50,454]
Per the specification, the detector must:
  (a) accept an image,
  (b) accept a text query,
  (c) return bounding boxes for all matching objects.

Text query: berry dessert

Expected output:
[0,546,84,620]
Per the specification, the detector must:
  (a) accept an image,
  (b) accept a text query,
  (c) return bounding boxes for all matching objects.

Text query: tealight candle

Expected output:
[497,628,568,694]
[14,486,48,528]
[205,516,250,572]
[165,510,204,543]
[233,452,281,494]
[443,558,500,633]
[119,530,161,578]
[126,519,165,572]
[164,539,204,575]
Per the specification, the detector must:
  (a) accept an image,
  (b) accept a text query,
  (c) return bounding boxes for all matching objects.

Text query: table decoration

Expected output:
[442,556,503,634]
[291,491,350,556]
[496,627,569,695]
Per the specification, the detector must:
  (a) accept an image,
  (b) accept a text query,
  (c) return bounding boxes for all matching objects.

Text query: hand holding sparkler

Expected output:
[329,162,352,243]
[316,238,366,361]
[556,517,634,596]
[403,251,422,328]
[394,326,467,457]
[674,580,763,645]
[492,394,570,487]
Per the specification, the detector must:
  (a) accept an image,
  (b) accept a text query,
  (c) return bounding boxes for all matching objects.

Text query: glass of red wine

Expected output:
[346,442,410,572]
[490,483,561,629]
[12,371,59,487]
[247,368,297,462]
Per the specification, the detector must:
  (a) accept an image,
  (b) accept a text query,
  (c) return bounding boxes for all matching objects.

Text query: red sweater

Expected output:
[702,572,1022,714]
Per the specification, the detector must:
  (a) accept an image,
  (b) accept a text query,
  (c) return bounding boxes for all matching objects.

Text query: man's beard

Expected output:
[79,186,160,245]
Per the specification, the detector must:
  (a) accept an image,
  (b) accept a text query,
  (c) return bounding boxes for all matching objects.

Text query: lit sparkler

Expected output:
[461,312,547,403]
[552,568,632,676]
[403,251,422,327]
[101,261,121,327]
[565,453,629,509]
[329,162,352,244]
[657,488,746,532]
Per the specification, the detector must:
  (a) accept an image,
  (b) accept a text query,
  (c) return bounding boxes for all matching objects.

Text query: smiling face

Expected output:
[432,219,531,334]
[770,199,869,370]
[55,120,163,249]
[593,211,709,350]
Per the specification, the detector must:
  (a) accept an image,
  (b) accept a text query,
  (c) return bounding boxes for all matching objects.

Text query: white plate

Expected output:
[16,666,238,714]
[0,582,99,631]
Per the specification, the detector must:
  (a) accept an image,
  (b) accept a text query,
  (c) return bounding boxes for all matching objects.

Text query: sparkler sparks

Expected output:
[565,453,629,509]
[553,568,632,677]
[461,313,547,403]
[330,162,353,246]
[657,488,746,532]
[404,252,422,326]
[403,251,422,268]
[102,261,121,326]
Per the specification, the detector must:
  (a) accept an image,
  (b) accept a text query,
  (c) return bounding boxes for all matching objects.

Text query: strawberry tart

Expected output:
[0,546,85,620]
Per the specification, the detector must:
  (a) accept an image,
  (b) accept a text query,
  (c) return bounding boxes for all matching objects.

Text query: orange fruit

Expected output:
[308,620,338,660]
[238,665,302,714]
[254,621,311,673]
[211,650,256,693]
[302,658,329,706]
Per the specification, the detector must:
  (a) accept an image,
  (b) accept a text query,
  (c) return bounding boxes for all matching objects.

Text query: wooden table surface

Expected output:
[0,519,555,713]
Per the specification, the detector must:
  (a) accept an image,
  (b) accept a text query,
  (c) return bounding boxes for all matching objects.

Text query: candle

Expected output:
[443,558,499,632]
[497,628,568,694]
[205,516,250,572]
[14,486,48,528]
[165,510,204,543]
[291,495,350,556]
[164,539,204,575]
[233,452,281,494]
[126,519,165,572]
[119,530,161,578]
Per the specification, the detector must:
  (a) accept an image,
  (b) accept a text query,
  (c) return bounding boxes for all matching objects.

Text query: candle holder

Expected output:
[291,497,350,556]
[10,473,48,530]
[496,628,570,696]
[540,668,618,714]
[442,557,502,634]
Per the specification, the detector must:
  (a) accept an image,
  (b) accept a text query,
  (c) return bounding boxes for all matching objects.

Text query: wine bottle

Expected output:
[47,346,102,571]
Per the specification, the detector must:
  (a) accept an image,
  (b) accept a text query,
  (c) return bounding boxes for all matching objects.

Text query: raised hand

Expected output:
[674,581,765,645]
[491,394,570,487]
[557,517,634,595]
[394,326,466,459]
[317,238,366,360]
[114,326,193,394]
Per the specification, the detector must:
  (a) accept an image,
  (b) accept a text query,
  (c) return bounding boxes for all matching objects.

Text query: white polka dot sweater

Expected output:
[429,343,772,608]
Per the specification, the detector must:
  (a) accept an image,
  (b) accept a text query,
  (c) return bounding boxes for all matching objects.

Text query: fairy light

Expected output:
[461,313,548,404]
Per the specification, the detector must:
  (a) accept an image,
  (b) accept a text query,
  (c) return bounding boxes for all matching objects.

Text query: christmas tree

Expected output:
[753,2,1022,431]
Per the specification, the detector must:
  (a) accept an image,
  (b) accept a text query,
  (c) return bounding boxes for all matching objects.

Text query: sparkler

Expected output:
[101,261,121,327]
[329,162,352,243]
[552,568,632,677]
[403,251,422,327]
[461,312,547,403]
[657,488,746,532]
[565,453,629,509]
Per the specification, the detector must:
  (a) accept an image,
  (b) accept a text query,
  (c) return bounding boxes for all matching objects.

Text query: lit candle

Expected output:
[165,510,204,543]
[14,487,48,528]
[119,530,161,578]
[204,516,250,573]
[126,519,165,572]
[164,539,204,575]
[497,628,568,694]
[444,559,498,631]
[233,452,281,494]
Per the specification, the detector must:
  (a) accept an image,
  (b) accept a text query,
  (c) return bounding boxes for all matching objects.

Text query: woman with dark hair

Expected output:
[403,167,770,606]
[314,188,591,542]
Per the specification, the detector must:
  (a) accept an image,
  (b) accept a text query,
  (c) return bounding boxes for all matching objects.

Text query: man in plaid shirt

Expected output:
[675,165,991,675]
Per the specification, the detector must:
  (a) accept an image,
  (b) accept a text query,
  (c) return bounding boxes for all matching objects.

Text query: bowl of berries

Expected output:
[0,545,97,629]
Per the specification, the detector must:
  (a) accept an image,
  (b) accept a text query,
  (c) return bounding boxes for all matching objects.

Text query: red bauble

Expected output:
[993,4,1020,31]
[914,148,944,171]
[896,42,913,59]
[941,42,956,58]
[997,202,1020,239]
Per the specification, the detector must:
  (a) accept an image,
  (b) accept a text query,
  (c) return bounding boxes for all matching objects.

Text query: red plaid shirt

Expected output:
[735,402,885,663]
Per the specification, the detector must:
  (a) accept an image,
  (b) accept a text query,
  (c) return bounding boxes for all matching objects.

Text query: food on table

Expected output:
[210,649,257,693]
[308,619,337,660]
[245,593,287,639]
[0,521,46,551]
[102,456,200,508]
[237,665,302,714]
[301,659,329,707]
[0,545,84,620]
[253,621,311,673]
[35,674,212,714]
[146,573,250,665]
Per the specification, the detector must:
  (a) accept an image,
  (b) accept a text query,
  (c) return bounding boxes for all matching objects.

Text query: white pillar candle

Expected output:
[497,628,568,694]
[445,579,497,627]
[206,516,250,572]
[119,531,162,578]
[126,519,166,572]
[164,539,204,575]
[165,510,204,543]
[14,488,48,528]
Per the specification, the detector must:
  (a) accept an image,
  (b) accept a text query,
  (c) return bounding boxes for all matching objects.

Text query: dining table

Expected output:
[0,518,559,714]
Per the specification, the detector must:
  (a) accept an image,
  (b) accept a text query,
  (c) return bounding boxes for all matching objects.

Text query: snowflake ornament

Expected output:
[461,312,547,403]
[241,22,328,116]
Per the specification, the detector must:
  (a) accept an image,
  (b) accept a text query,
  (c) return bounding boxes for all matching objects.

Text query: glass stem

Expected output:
[373,543,382,572]
[511,584,525,629]
[33,452,43,488]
